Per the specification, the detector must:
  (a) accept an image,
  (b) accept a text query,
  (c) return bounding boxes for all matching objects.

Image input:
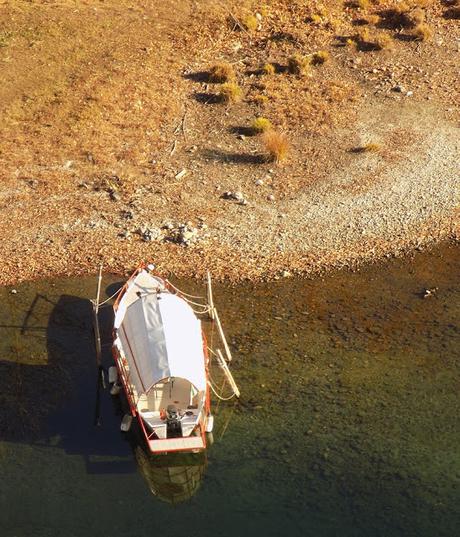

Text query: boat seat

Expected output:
[141,410,167,439]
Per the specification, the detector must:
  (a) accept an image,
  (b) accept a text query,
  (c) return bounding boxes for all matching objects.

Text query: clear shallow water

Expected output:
[0,246,459,537]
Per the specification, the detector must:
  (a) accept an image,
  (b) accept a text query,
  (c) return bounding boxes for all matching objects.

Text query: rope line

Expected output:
[165,280,205,300]
[208,380,237,401]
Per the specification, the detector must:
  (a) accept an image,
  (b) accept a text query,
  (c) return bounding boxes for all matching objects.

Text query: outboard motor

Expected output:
[166,405,182,438]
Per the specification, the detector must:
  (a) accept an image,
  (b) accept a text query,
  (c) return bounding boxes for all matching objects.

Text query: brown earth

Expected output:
[0,0,458,284]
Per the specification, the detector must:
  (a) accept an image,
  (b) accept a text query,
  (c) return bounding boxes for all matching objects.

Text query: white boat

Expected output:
[110,264,238,454]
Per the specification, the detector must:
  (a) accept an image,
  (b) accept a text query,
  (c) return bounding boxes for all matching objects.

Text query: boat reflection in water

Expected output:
[134,445,207,504]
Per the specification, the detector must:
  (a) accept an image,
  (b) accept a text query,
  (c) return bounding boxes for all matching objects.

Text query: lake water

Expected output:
[0,245,459,537]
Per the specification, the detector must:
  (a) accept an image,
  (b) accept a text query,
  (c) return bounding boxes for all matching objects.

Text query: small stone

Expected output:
[255,179,264,186]
[138,226,161,242]
[11,289,17,294]
[109,190,121,202]
[267,194,275,201]
[392,85,405,93]
[121,210,134,220]
[118,230,131,240]
[237,134,246,141]
[406,90,413,97]
[175,169,188,180]
[281,270,292,278]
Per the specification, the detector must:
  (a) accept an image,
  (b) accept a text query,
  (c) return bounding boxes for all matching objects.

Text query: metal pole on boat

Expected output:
[92,263,104,426]
[93,264,103,366]
[213,308,233,363]
[206,270,215,321]
[216,349,240,398]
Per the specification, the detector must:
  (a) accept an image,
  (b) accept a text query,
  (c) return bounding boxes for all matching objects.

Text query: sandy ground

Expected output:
[0,0,458,284]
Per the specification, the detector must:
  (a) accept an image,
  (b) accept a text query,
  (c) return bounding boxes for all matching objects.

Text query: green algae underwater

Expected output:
[0,244,458,537]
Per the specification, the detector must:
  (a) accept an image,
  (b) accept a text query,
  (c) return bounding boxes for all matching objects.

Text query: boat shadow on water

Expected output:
[0,286,209,502]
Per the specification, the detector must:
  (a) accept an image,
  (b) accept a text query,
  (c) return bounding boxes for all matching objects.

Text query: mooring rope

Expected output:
[97,287,124,306]
[165,279,205,300]
[208,379,237,401]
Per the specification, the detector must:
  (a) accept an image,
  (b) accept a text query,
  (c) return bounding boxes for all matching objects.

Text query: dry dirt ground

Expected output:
[0,0,458,284]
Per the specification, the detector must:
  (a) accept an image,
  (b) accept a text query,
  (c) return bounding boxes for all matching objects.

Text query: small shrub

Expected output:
[287,54,310,75]
[356,27,371,43]
[263,131,289,163]
[262,63,275,75]
[412,22,433,40]
[251,117,272,134]
[311,50,330,65]
[219,83,243,103]
[355,28,393,50]
[209,63,235,83]
[374,33,393,49]
[363,14,381,25]
[359,142,381,152]
[408,8,426,26]
[309,14,323,24]
[346,37,358,49]
[244,15,258,32]
[252,95,269,105]
[394,2,411,15]
[411,0,434,7]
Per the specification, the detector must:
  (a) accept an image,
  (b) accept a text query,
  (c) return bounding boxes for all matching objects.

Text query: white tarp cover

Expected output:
[114,272,206,395]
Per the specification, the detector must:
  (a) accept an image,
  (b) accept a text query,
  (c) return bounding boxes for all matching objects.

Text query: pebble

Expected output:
[175,169,188,180]
[255,179,264,186]
[267,194,275,201]
[392,85,406,93]
[222,191,247,204]
[137,226,161,242]
[109,190,121,202]
[11,289,17,294]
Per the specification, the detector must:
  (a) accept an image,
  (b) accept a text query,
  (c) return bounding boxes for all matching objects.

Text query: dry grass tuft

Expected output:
[263,131,289,163]
[260,6,269,17]
[252,95,269,105]
[363,14,381,25]
[374,32,393,49]
[355,28,393,50]
[359,142,382,153]
[408,8,426,25]
[219,83,243,103]
[209,63,235,83]
[311,50,330,65]
[412,22,433,40]
[354,0,370,9]
[244,15,258,32]
[309,13,323,24]
[393,2,411,15]
[287,54,310,75]
[262,62,275,75]
[251,117,272,134]
[346,37,358,49]
[410,0,434,7]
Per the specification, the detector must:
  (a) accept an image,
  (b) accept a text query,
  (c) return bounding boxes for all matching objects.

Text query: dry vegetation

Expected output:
[0,0,458,284]
[263,131,289,163]
[209,63,235,82]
